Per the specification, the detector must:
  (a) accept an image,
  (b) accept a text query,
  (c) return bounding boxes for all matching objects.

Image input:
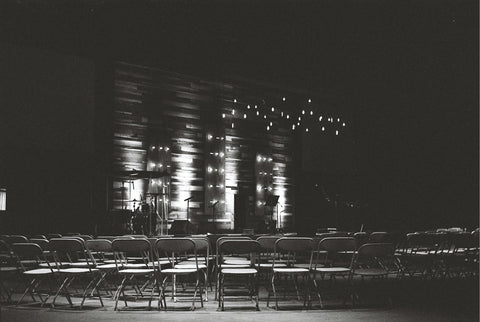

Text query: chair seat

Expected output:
[118,268,154,275]
[69,262,97,268]
[219,264,250,268]
[123,263,149,269]
[354,268,388,276]
[97,263,120,269]
[222,268,257,274]
[273,267,309,273]
[161,268,198,274]
[39,262,71,268]
[315,267,350,273]
[0,266,19,272]
[259,263,287,268]
[294,263,312,269]
[24,268,57,275]
[175,263,207,269]
[223,259,251,265]
[148,260,172,267]
[58,268,99,274]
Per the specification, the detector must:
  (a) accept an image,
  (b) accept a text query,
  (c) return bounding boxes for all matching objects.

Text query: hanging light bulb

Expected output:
[308,98,312,103]
[336,130,339,135]
[247,104,251,109]
[305,128,309,132]
[254,105,258,109]
[319,116,323,121]
[292,124,296,130]
[281,112,284,117]
[243,113,247,119]
[267,125,270,131]
[263,115,267,119]
[269,121,273,126]
[302,110,305,115]
[322,127,325,131]
[271,107,275,112]
[233,98,237,103]
[310,110,313,115]
[256,111,260,116]
[231,122,235,128]
[222,113,226,118]
[232,109,235,115]
[282,97,286,101]
[342,122,346,127]
[286,114,290,119]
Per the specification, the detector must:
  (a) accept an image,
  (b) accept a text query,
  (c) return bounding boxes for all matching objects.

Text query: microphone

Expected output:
[184,196,193,201]
[208,201,219,208]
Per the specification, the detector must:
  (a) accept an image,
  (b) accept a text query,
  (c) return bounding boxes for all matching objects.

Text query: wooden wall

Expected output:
[111,62,347,232]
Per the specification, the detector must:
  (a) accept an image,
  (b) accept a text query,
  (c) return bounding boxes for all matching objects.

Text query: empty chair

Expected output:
[313,237,357,308]
[48,238,103,308]
[46,234,62,240]
[0,240,18,302]
[111,238,155,311]
[268,237,314,310]
[155,238,204,311]
[11,243,55,306]
[217,239,261,311]
[351,243,396,307]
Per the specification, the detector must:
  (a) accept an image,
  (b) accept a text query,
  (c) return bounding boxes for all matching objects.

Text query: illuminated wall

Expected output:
[112,62,349,232]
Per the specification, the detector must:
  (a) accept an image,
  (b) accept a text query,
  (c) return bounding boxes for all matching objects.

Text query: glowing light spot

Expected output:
[343,122,346,127]
[319,116,323,121]
[310,110,313,115]
[292,124,295,130]
[222,113,226,118]
[256,111,260,116]
[308,98,312,103]
[233,98,237,103]
[336,130,339,135]
[232,109,235,115]
[231,122,235,128]
[306,128,309,132]
[257,155,262,162]
[322,127,325,131]
[271,107,275,112]
[207,134,213,140]
[243,113,247,119]
[267,126,270,131]
[286,114,290,119]
[247,105,251,109]
[282,97,286,101]
[302,110,305,115]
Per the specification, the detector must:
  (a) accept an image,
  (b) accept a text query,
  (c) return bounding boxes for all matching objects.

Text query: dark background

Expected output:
[0,0,478,234]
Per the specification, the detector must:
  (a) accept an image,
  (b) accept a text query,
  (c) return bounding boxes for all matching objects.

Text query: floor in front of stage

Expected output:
[1,277,478,322]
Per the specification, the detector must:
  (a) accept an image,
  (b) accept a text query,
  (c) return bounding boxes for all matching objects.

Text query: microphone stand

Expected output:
[184,196,193,222]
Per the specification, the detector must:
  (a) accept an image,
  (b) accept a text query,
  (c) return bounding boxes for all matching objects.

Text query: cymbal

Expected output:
[111,170,169,179]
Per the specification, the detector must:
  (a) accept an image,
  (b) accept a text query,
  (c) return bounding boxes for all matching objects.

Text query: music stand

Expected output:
[265,195,279,232]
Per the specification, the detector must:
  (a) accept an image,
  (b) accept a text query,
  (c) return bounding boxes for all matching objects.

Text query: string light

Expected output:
[282,97,286,101]
[232,109,235,115]
[247,104,251,109]
[286,114,290,119]
[267,126,270,131]
[342,122,346,127]
[302,110,305,115]
[322,127,325,131]
[222,113,226,118]
[233,98,237,103]
[292,124,295,130]
[231,122,235,128]
[243,113,247,119]
[207,134,213,140]
[256,111,260,116]
[310,110,313,115]
[336,130,339,136]
[319,116,322,121]
[308,98,312,103]
[305,128,309,132]
[271,107,275,112]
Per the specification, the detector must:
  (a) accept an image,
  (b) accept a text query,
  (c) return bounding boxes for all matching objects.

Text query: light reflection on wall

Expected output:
[171,152,195,217]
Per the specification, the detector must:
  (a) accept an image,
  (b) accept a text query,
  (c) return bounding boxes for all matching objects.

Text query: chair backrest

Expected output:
[191,237,209,252]
[156,238,195,253]
[256,236,282,251]
[31,235,47,240]
[357,243,395,259]
[6,235,28,245]
[85,239,112,252]
[46,233,62,240]
[318,237,356,252]
[369,232,389,243]
[49,238,85,253]
[112,238,150,253]
[275,237,314,253]
[11,243,47,271]
[354,232,369,248]
[29,238,50,251]
[77,235,93,241]
[219,239,261,254]
[97,236,120,241]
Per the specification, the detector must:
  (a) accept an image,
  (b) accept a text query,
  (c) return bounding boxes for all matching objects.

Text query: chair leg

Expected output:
[271,273,278,310]
[114,276,128,311]
[52,276,71,309]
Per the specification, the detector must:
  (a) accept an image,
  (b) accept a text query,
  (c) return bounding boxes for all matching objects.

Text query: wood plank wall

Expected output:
[111,61,346,232]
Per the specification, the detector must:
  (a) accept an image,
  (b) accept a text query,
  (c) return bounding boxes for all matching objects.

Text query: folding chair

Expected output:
[48,238,103,308]
[268,237,314,310]
[351,243,396,307]
[312,237,356,308]
[155,238,203,310]
[0,240,19,302]
[12,243,55,306]
[111,238,156,310]
[217,239,261,311]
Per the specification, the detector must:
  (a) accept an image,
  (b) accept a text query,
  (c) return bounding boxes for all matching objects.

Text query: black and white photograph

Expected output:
[0,0,478,321]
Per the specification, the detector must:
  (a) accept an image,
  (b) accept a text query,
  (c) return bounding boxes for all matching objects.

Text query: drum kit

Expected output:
[112,170,170,236]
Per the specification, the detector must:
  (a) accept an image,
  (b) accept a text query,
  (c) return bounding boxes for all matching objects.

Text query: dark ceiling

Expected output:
[1,0,477,95]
